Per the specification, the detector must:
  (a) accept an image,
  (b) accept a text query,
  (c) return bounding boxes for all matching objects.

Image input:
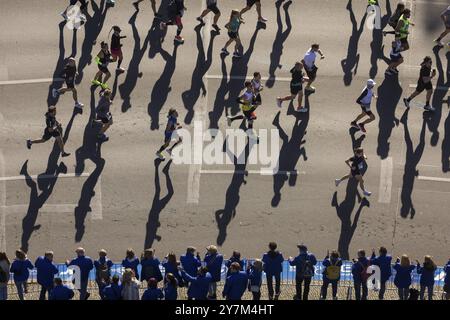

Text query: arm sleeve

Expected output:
[356,89,368,104]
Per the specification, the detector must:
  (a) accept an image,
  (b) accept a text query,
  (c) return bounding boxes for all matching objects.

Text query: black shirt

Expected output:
[350,156,365,174]
[61,65,76,82]
[45,112,58,130]
[290,67,304,85]
[419,65,431,84]
[111,34,125,50]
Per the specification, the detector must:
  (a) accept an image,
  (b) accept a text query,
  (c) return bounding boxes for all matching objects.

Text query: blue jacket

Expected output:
[67,256,94,283]
[247,267,262,288]
[162,261,183,284]
[225,257,245,276]
[204,253,224,282]
[289,252,317,277]
[322,257,343,281]
[164,282,178,300]
[141,288,164,300]
[180,253,201,278]
[262,251,284,276]
[393,263,415,288]
[370,253,392,282]
[417,263,436,287]
[444,260,450,286]
[49,284,74,300]
[102,283,122,300]
[351,257,370,283]
[10,259,34,282]
[223,271,248,300]
[121,257,140,278]
[34,256,58,287]
[181,270,212,300]
[140,258,162,282]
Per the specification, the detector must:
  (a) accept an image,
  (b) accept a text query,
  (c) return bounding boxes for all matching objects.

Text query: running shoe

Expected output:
[434,39,444,47]
[116,67,126,73]
[75,102,84,109]
[62,152,71,158]
[174,36,184,44]
[91,79,101,86]
[156,151,165,160]
[226,116,232,127]
[52,88,60,98]
[212,24,221,32]
[259,17,268,22]
[335,179,341,187]
[26,140,32,150]
[100,82,109,90]
[358,123,366,133]
[363,190,372,197]
[350,121,359,129]
[80,14,87,22]
[403,98,410,108]
[424,105,435,112]
[276,98,282,108]
[232,52,241,58]
[221,48,229,56]
[296,107,308,113]
[305,86,316,92]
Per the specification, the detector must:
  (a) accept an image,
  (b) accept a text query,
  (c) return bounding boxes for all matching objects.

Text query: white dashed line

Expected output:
[0,172,90,181]
[205,75,292,82]
[378,157,393,203]
[418,176,450,183]
[0,78,63,86]
[0,150,6,251]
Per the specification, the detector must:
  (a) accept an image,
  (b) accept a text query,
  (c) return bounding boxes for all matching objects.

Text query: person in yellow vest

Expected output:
[226,81,258,137]
[395,9,414,52]
[367,0,378,6]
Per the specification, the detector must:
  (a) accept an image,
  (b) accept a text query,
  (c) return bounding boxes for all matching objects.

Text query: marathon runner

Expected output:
[156,108,183,160]
[395,8,414,52]
[434,5,450,47]
[301,44,325,93]
[403,56,436,112]
[92,42,113,90]
[221,10,244,58]
[52,57,84,110]
[160,0,186,44]
[110,26,126,73]
[276,62,309,112]
[350,79,377,134]
[226,81,258,137]
[385,40,403,76]
[61,0,88,21]
[240,0,267,24]
[383,3,405,37]
[251,72,263,107]
[197,0,221,32]
[93,89,113,142]
[335,147,372,197]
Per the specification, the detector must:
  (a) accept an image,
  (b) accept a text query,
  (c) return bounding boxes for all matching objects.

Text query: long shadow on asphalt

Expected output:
[266,0,292,89]
[399,110,426,220]
[20,109,79,252]
[208,55,228,130]
[182,25,219,125]
[144,159,174,249]
[147,0,169,60]
[74,87,105,242]
[332,181,370,261]
[341,0,367,87]
[442,94,450,172]
[376,75,402,159]
[369,0,391,79]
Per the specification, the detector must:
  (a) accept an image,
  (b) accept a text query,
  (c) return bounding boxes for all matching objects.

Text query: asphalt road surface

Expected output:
[1,0,450,264]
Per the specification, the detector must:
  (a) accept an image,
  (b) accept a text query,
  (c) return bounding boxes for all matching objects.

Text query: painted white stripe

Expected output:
[418,176,450,183]
[409,84,449,91]
[378,157,393,203]
[206,75,292,82]
[0,65,8,81]
[414,0,450,5]
[90,176,103,220]
[0,172,90,182]
[199,169,306,175]
[0,78,63,86]
[0,150,6,251]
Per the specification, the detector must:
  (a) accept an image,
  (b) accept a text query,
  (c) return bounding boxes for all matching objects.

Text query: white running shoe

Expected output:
[363,190,372,197]
[75,102,84,108]
[276,98,282,108]
[335,179,341,187]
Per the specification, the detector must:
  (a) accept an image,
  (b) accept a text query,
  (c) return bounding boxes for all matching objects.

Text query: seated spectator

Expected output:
[246,259,263,300]
[66,247,94,300]
[0,252,11,301]
[321,250,342,300]
[10,249,34,300]
[225,251,245,277]
[142,278,164,300]
[180,247,202,278]
[394,254,416,300]
[181,266,212,300]
[49,278,74,300]
[204,245,224,300]
[351,249,370,300]
[35,251,59,300]
[416,255,437,300]
[289,244,317,300]
[140,248,163,283]
[262,242,284,300]
[162,252,184,286]
[222,262,248,300]
[444,258,450,300]
[121,248,140,279]
[94,249,113,299]
[121,268,140,300]
[102,275,122,300]
[370,247,392,300]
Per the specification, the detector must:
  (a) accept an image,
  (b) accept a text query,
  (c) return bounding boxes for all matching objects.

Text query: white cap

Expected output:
[367,79,376,87]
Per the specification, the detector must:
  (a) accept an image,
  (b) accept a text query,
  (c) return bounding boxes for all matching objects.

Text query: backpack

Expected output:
[301,259,315,278]
[326,261,341,281]
[0,267,7,283]
[359,261,370,283]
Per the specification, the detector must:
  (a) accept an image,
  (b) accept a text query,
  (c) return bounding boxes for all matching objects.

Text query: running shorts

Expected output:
[360,104,373,116]
[96,113,112,124]
[243,108,257,121]
[390,54,402,63]
[305,65,318,81]
[400,37,409,47]
[207,4,220,15]
[66,79,75,89]
[416,80,433,93]
[253,93,262,105]
[247,0,260,7]
[98,64,110,74]
[351,169,361,177]
[290,82,303,95]
[43,128,60,140]
[111,48,123,60]
[228,31,239,39]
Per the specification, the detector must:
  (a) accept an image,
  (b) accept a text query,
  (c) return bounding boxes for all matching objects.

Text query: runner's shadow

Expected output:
[148,0,169,59]
[349,127,365,150]
[74,87,106,241]
[376,75,402,159]
[215,138,253,246]
[369,0,391,79]
[399,110,426,219]
[341,0,367,86]
[144,159,174,249]
[266,0,292,89]
[147,44,178,130]
[182,26,219,125]
[208,55,228,130]
[332,181,369,260]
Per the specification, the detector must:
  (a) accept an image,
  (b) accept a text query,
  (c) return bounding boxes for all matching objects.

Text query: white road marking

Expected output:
[414,0,450,5]
[0,172,90,182]
[0,150,6,251]
[378,157,393,203]
[199,169,306,175]
[2,204,77,214]
[90,176,103,220]
[418,176,450,183]
[206,75,292,82]
[0,78,63,86]
[0,65,8,81]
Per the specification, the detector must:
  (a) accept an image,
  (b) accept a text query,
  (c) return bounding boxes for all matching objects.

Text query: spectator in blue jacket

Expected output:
[0,252,11,301]
[140,248,163,283]
[225,251,245,277]
[181,266,212,300]
[66,247,94,300]
[444,258,450,300]
[35,251,58,300]
[94,249,113,299]
[289,244,317,300]
[321,250,342,300]
[393,254,416,300]
[164,273,178,300]
[204,245,224,299]
[180,246,202,278]
[141,278,164,300]
[416,255,437,300]
[122,248,140,278]
[370,247,392,300]
[49,278,74,300]
[222,262,248,300]
[162,252,184,286]
[262,242,284,300]
[351,249,370,300]
[102,275,122,300]
[10,249,34,300]
[246,259,263,300]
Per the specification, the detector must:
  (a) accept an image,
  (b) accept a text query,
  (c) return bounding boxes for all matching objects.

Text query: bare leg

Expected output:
[361,113,375,125]
[30,138,46,144]
[297,92,304,108]
[356,175,367,193]
[240,6,250,17]
[425,89,433,105]
[352,112,367,124]
[103,71,111,84]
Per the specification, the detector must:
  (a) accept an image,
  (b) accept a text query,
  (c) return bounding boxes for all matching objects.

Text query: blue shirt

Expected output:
[141,288,164,300]
[223,271,248,300]
[393,263,416,288]
[164,282,178,300]
[181,271,212,300]
[67,256,94,283]
[140,258,162,282]
[180,253,201,278]
[417,264,437,287]
[289,252,318,277]
[102,283,122,300]
[49,284,74,300]
[10,259,34,282]
[122,257,140,278]
[34,256,58,287]
[204,253,224,282]
[370,253,392,282]
[262,251,284,276]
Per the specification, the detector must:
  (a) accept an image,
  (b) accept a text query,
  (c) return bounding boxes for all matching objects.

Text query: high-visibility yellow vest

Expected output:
[398,14,410,39]
[368,0,377,5]
[241,102,253,112]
